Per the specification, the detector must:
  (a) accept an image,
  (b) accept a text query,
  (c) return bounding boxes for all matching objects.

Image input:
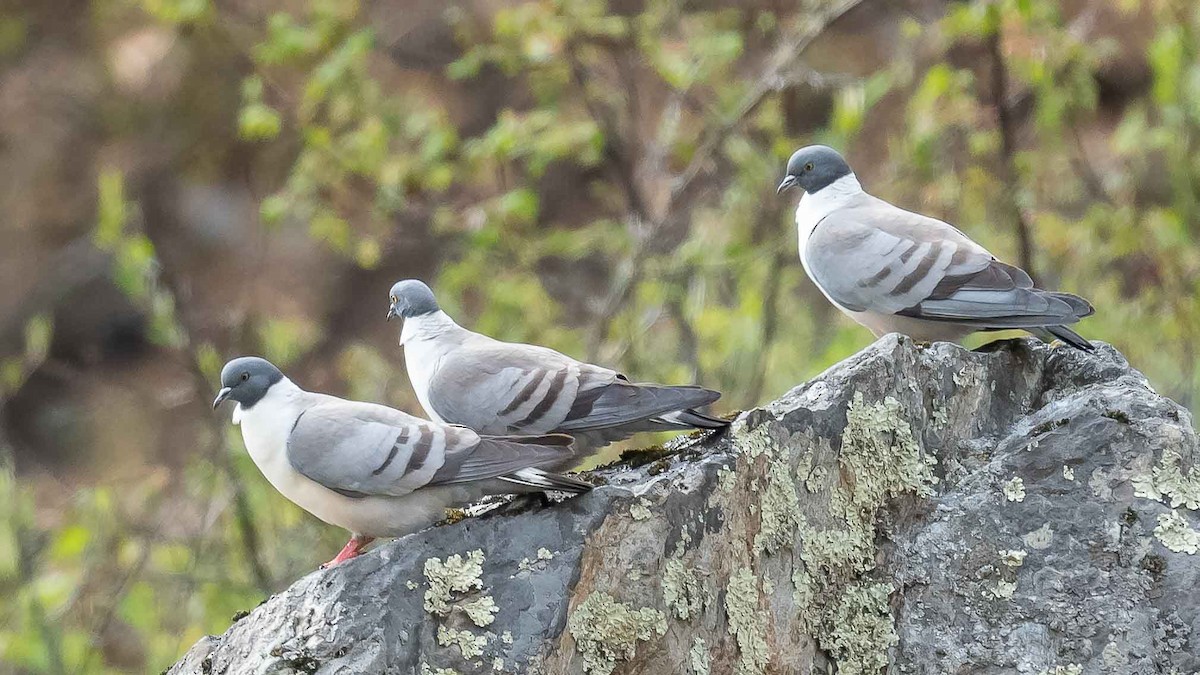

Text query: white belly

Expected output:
[234,385,460,537]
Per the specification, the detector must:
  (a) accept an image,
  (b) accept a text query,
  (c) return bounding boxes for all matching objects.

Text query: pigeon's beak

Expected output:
[386,304,397,322]
[212,387,233,409]
[776,175,798,195]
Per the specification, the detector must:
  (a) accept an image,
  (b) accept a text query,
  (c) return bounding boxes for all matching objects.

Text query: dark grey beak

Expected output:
[213,387,233,409]
[777,175,798,195]
[386,305,397,322]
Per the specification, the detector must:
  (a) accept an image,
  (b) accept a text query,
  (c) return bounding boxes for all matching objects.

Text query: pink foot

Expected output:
[320,535,375,569]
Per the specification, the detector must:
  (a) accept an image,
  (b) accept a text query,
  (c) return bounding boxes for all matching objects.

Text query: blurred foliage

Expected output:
[2,0,1200,672]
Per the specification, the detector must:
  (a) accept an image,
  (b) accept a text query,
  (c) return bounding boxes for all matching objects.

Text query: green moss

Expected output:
[1154,510,1200,554]
[689,637,711,675]
[424,549,485,615]
[567,592,667,675]
[436,625,488,660]
[725,568,768,675]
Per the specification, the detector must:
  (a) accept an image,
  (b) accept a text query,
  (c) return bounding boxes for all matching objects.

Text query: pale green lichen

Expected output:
[1022,523,1054,550]
[501,631,513,645]
[717,466,736,493]
[568,592,666,675]
[424,549,485,615]
[406,580,419,590]
[1039,665,1082,675]
[1062,465,1075,481]
[838,394,939,511]
[630,498,653,521]
[999,549,1027,567]
[1155,510,1200,554]
[689,637,711,675]
[1003,476,1026,502]
[755,454,803,555]
[437,625,488,660]
[823,582,899,675]
[492,657,504,671]
[662,556,702,620]
[462,595,499,627]
[1137,447,1200,510]
[536,547,554,561]
[988,580,1017,599]
[1101,641,1127,669]
[725,568,769,675]
[420,663,460,675]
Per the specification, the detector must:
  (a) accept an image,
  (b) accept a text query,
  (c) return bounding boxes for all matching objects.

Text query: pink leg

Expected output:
[320,534,375,569]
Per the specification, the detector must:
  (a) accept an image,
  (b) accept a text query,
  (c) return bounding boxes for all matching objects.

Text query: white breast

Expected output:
[794,173,866,317]
[400,312,457,423]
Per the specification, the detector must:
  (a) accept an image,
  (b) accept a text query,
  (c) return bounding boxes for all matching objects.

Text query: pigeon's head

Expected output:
[386,279,440,322]
[777,145,853,196]
[213,357,284,409]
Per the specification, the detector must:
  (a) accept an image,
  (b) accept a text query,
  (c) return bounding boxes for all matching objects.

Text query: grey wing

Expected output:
[286,402,472,497]
[428,433,577,485]
[807,199,1092,327]
[427,344,609,435]
[806,200,994,315]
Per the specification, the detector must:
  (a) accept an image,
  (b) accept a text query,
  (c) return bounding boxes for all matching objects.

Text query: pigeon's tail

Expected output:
[557,382,723,432]
[501,467,592,494]
[1047,291,1094,319]
[1038,325,1095,351]
[653,408,730,430]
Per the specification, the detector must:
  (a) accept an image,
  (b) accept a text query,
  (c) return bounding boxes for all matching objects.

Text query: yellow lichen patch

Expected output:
[436,625,488,660]
[424,549,486,615]
[567,592,666,675]
[725,568,769,675]
[1154,510,1200,554]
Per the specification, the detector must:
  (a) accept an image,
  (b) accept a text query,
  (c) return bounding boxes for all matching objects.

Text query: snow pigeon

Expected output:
[777,145,1094,349]
[386,280,728,461]
[213,356,588,567]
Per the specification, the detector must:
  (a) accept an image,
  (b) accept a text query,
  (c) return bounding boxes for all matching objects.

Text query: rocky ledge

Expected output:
[169,335,1200,675]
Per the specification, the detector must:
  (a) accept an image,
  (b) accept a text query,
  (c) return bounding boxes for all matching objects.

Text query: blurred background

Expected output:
[1,0,1197,671]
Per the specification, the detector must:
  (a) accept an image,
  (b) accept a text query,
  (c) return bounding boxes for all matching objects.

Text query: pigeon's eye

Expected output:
[240,372,250,382]
[390,295,397,304]
[804,162,814,172]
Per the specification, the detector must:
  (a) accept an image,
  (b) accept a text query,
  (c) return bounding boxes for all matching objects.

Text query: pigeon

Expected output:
[385,280,728,461]
[777,145,1094,349]
[212,356,589,567]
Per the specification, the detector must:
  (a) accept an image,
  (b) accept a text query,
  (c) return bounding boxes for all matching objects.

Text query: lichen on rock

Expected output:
[1155,510,1200,554]
[725,567,769,675]
[436,625,488,660]
[424,549,486,615]
[567,592,667,675]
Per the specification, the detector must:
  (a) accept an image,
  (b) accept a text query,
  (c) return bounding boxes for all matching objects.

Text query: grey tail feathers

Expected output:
[654,409,730,430]
[501,468,592,494]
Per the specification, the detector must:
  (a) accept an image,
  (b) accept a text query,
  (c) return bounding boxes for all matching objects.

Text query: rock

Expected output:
[168,335,1200,675]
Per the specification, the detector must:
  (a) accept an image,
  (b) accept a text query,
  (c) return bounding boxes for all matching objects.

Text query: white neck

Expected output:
[231,377,304,426]
[399,310,461,346]
[793,173,862,276]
